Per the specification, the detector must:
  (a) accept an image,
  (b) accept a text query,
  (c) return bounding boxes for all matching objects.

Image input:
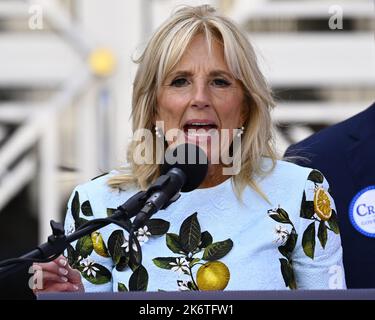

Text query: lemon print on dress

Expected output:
[196,261,230,291]
[91,232,110,257]
[313,187,332,221]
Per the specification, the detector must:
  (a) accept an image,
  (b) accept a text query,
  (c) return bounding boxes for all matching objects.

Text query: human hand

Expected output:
[31,255,84,293]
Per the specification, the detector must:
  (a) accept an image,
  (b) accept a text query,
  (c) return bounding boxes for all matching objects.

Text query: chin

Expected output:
[166,130,232,166]
[184,139,221,165]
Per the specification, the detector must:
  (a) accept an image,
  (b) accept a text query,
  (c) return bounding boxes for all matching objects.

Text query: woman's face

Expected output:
[156,33,245,163]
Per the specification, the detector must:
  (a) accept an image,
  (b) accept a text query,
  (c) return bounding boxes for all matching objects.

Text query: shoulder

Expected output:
[271,159,331,191]
[255,159,325,207]
[76,171,117,195]
[259,158,314,186]
[69,170,139,216]
[259,160,340,241]
[266,160,335,218]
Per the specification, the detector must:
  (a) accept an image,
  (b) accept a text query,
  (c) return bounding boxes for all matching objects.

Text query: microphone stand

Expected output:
[0,143,207,283]
[0,180,180,281]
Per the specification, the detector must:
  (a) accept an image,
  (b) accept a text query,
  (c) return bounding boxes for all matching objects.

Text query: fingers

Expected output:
[56,255,82,284]
[38,282,81,293]
[40,270,69,283]
[34,255,80,281]
[33,257,65,275]
[31,255,84,293]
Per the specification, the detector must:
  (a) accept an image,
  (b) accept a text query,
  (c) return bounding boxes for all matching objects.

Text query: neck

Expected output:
[198,164,231,189]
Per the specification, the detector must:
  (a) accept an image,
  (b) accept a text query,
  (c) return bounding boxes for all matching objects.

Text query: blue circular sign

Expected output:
[349,186,375,238]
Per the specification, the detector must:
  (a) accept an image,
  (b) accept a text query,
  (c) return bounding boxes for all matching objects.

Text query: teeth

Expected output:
[187,131,212,137]
[189,122,214,126]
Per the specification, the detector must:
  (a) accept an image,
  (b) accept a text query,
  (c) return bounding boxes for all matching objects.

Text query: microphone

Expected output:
[132,143,208,229]
[0,144,208,278]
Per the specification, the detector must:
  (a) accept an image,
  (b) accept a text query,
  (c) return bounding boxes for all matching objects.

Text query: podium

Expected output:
[37,289,375,300]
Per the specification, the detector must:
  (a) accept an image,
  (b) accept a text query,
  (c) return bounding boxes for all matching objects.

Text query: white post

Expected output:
[38,115,59,243]
[78,0,144,170]
[76,81,100,182]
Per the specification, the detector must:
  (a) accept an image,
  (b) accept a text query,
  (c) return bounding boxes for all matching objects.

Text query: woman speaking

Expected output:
[32,5,345,293]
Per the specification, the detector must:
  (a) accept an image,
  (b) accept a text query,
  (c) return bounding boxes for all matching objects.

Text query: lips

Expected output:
[183,119,218,133]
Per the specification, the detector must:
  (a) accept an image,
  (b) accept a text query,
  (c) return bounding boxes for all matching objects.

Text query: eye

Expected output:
[212,78,231,87]
[170,78,189,87]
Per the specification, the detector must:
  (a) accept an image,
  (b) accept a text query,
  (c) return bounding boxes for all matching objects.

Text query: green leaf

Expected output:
[308,170,324,184]
[118,282,128,292]
[66,244,78,268]
[71,191,80,221]
[146,219,170,235]
[81,263,112,285]
[327,209,340,234]
[302,222,316,259]
[108,230,125,265]
[318,221,328,249]
[278,228,298,259]
[128,246,142,271]
[199,231,213,249]
[300,191,315,219]
[279,258,297,290]
[116,255,130,272]
[75,217,89,230]
[107,208,115,217]
[166,233,184,254]
[152,257,177,269]
[81,200,93,217]
[278,246,290,259]
[202,239,233,261]
[276,208,291,222]
[75,235,93,258]
[179,212,201,253]
[268,214,287,224]
[284,228,298,253]
[129,265,148,291]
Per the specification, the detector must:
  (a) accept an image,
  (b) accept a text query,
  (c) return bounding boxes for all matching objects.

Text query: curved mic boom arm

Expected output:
[0,143,208,282]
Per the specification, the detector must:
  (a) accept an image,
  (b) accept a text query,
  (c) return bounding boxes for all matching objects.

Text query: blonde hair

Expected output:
[108,5,278,200]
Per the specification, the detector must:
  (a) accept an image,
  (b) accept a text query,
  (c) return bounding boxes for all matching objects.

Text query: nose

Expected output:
[191,81,211,109]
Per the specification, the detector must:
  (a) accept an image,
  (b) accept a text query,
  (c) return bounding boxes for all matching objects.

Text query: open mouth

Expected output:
[183,120,218,136]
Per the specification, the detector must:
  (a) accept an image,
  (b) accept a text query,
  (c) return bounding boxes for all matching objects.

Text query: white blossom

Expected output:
[169,257,190,275]
[121,233,138,252]
[177,280,191,291]
[80,256,99,277]
[136,226,151,243]
[273,225,290,245]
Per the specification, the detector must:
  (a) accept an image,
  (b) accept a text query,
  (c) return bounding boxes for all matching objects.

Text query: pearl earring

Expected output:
[236,126,245,137]
[155,126,163,138]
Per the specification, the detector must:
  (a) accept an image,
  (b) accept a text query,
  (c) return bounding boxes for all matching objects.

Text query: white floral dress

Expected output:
[64,159,346,292]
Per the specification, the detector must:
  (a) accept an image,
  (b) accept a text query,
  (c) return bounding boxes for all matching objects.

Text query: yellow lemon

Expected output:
[88,48,116,77]
[314,187,332,221]
[196,261,230,291]
[91,232,109,257]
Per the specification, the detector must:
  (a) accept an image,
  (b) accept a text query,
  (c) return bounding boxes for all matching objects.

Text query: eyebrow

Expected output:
[168,69,234,79]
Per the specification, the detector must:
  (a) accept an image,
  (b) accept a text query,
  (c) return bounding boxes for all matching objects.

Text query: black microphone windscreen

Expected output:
[161,143,208,192]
